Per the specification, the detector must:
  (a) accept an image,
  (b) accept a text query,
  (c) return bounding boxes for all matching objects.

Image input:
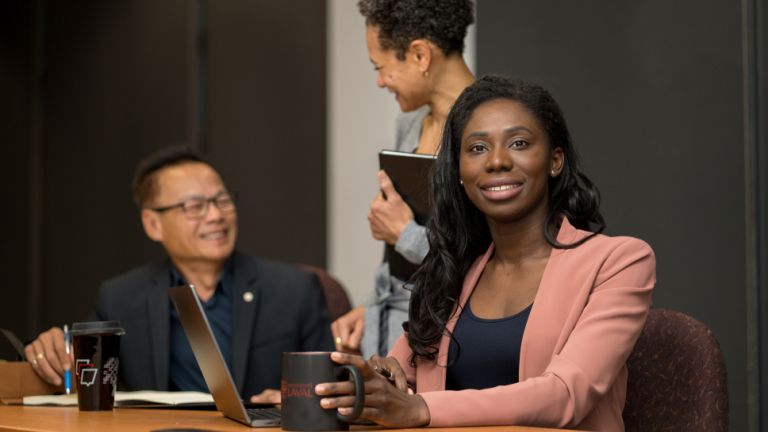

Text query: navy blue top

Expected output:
[445,301,532,391]
[168,262,234,392]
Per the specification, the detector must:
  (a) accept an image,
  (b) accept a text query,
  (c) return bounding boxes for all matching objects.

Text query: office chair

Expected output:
[623,308,729,432]
[297,264,352,321]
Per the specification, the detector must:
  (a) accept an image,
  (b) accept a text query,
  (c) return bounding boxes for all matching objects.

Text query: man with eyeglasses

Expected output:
[24,146,333,402]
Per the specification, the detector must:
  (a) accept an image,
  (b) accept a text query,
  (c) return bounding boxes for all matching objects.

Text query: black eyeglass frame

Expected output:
[148,191,237,219]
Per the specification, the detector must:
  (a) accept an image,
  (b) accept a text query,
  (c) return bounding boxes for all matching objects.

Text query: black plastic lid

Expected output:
[70,321,125,336]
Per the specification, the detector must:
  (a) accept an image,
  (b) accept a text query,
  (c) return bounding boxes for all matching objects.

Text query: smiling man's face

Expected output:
[143,162,237,267]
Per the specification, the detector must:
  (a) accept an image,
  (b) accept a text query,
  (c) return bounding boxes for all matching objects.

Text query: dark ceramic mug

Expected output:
[280,352,364,431]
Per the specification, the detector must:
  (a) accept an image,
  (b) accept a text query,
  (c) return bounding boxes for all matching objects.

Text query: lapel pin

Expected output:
[243,291,254,303]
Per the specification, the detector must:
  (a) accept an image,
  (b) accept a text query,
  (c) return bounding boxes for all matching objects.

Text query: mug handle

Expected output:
[334,364,364,422]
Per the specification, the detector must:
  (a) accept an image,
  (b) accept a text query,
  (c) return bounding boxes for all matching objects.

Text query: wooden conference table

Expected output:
[0,405,572,432]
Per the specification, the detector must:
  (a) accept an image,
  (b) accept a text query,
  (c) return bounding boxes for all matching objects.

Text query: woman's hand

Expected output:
[315,352,430,428]
[369,170,415,246]
[367,354,412,394]
[331,306,365,354]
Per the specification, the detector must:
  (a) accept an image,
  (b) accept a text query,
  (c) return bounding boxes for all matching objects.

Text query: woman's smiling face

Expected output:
[365,25,429,112]
[458,98,563,225]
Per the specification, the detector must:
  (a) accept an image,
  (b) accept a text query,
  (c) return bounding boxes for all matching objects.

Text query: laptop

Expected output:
[168,284,281,427]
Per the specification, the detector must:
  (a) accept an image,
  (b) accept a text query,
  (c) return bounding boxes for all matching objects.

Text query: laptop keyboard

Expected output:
[247,407,281,420]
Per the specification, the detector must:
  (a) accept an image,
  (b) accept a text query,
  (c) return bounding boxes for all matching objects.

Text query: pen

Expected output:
[372,364,394,382]
[373,364,414,393]
[63,324,72,395]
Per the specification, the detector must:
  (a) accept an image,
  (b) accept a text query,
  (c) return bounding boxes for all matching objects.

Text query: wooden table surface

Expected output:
[0,405,571,432]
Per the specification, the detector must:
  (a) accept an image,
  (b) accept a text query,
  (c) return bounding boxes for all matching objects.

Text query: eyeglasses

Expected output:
[149,192,237,220]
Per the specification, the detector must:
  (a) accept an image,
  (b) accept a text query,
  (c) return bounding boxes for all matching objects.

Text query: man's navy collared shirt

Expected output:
[168,262,234,392]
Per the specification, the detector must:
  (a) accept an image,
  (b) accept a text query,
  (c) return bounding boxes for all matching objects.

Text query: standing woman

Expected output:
[332,0,476,358]
[318,76,655,431]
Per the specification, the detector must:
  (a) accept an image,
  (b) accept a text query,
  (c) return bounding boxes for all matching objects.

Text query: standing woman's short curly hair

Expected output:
[358,0,474,60]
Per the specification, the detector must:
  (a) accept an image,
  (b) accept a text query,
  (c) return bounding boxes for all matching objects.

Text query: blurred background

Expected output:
[1,1,766,430]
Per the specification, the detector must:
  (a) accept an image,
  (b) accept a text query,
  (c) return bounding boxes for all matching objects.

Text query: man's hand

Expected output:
[331,306,365,354]
[250,388,281,404]
[24,326,71,386]
[368,170,415,245]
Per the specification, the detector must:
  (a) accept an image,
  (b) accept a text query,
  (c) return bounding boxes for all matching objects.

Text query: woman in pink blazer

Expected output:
[317,76,655,431]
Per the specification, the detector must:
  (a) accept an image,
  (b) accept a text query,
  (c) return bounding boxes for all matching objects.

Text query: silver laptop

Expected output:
[168,284,281,427]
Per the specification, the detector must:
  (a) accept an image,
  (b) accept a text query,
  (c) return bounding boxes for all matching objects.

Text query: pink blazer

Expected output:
[389,218,656,431]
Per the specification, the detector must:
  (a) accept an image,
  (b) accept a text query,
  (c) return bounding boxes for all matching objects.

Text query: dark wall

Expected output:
[753,0,768,425]
[477,1,761,430]
[41,0,191,331]
[0,1,327,346]
[205,0,327,265]
[0,0,33,359]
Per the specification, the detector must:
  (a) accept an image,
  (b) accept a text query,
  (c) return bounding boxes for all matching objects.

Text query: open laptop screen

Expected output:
[168,284,279,427]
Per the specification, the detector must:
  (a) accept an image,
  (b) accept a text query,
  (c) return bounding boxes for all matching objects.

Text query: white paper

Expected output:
[23,390,214,407]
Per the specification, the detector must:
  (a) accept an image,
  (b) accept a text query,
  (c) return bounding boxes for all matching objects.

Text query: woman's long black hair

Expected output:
[406,76,605,363]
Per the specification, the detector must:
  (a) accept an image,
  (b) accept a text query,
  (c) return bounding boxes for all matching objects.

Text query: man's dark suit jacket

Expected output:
[93,251,334,398]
